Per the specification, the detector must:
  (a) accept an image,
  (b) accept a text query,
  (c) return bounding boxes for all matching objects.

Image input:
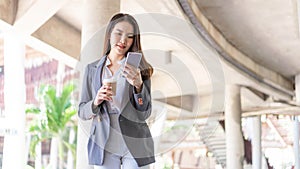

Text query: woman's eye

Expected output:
[113,32,122,36]
[127,35,134,39]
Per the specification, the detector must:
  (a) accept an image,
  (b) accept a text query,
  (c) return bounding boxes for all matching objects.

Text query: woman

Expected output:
[78,13,155,169]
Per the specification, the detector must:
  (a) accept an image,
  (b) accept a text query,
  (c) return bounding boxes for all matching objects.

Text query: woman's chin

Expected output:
[113,48,127,56]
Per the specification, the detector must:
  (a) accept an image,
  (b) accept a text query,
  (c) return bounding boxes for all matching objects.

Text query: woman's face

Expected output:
[109,21,134,56]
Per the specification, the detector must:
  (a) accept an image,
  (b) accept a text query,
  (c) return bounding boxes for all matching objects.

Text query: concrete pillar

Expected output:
[67,128,75,169]
[251,116,262,169]
[294,74,300,169]
[293,116,300,169]
[296,75,300,103]
[76,1,120,169]
[56,61,65,95]
[225,85,244,169]
[150,102,167,153]
[35,134,42,169]
[2,32,26,169]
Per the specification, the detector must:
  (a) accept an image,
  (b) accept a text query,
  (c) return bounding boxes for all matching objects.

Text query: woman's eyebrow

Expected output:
[116,29,123,32]
[115,29,133,34]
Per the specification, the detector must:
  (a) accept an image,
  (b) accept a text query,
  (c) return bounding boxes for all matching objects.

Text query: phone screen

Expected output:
[125,52,142,68]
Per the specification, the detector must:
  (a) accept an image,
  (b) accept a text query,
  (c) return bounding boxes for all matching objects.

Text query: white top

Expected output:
[102,57,130,156]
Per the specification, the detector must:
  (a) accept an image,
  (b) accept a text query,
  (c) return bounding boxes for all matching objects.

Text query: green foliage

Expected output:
[163,164,172,169]
[25,165,35,169]
[26,83,77,166]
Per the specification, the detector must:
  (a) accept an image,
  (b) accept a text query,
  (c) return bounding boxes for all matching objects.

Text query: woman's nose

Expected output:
[120,35,126,44]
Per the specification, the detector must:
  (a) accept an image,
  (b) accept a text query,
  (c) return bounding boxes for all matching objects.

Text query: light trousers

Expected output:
[93,150,149,169]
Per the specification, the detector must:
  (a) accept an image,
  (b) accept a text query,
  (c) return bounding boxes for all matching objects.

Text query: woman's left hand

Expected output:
[122,64,143,92]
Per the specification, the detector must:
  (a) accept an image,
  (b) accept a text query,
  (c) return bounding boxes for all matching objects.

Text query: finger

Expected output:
[124,68,139,79]
[124,65,138,75]
[97,94,110,102]
[126,64,140,74]
[98,87,106,94]
[99,94,112,101]
[125,63,136,70]
[101,96,112,101]
[102,85,112,90]
[122,67,131,76]
[123,73,140,86]
[123,71,135,80]
[99,90,113,97]
[99,86,112,93]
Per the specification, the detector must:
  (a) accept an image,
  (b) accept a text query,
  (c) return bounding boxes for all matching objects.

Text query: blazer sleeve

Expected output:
[78,64,98,120]
[133,79,152,121]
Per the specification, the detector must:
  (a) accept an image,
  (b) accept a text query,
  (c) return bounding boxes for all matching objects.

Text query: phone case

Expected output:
[125,52,142,68]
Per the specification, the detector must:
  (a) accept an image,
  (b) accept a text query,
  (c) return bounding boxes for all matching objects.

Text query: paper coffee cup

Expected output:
[103,78,117,96]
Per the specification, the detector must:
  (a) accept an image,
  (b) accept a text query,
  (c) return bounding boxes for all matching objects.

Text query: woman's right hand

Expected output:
[93,85,113,107]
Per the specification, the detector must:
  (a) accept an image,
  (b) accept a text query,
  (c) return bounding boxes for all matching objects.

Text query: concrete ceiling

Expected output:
[0,0,297,100]
[194,0,300,78]
[0,0,298,111]
[0,0,299,166]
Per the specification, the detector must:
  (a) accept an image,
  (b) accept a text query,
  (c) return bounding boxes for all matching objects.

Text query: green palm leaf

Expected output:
[26,83,77,168]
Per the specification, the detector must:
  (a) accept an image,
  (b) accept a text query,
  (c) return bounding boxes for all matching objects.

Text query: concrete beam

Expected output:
[32,15,81,60]
[0,0,18,24]
[241,87,266,108]
[153,100,196,120]
[14,0,70,35]
[243,106,300,117]
[0,0,80,67]
[0,19,78,68]
[266,119,287,147]
[25,34,78,68]
[155,95,195,112]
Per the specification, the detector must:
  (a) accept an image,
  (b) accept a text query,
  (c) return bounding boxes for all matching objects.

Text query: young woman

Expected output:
[78,13,155,169]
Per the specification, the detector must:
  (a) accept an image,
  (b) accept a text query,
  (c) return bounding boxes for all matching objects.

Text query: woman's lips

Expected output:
[116,44,126,49]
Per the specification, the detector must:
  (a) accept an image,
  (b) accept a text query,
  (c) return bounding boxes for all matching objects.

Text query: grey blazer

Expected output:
[78,56,155,167]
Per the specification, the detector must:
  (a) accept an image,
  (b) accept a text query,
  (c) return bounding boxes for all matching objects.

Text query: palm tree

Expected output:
[26,83,77,169]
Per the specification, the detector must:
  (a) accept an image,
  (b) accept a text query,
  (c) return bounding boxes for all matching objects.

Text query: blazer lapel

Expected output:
[93,56,107,93]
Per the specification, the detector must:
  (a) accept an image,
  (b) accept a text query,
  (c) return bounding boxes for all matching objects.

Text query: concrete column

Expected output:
[67,128,75,169]
[2,32,26,169]
[251,116,262,169]
[294,74,300,169]
[296,75,300,103]
[225,85,244,169]
[35,134,42,169]
[150,102,168,153]
[293,116,300,169]
[56,61,65,95]
[76,1,120,169]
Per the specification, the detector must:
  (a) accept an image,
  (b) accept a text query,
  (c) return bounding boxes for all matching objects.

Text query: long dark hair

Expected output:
[103,13,153,80]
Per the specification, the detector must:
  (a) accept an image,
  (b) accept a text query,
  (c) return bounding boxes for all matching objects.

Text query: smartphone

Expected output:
[125,52,142,68]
